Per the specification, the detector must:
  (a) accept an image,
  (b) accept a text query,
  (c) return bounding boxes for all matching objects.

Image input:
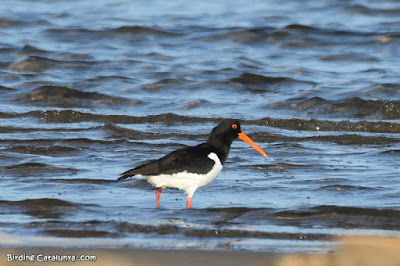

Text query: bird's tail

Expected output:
[118,169,135,181]
[118,175,129,181]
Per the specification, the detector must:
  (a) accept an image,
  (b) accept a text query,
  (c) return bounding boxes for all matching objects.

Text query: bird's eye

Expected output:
[232,124,238,129]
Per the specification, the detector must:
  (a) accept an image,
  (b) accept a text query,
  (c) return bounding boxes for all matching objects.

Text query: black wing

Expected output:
[118,144,216,180]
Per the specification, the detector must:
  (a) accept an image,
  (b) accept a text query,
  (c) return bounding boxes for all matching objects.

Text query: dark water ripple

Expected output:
[0,0,400,253]
[268,96,400,119]
[17,85,140,107]
[2,198,400,242]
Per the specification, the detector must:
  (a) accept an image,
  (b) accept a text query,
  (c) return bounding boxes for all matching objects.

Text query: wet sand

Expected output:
[2,236,400,266]
[1,247,279,266]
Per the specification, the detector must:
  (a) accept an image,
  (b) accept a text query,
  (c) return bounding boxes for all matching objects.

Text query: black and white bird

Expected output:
[118,120,268,208]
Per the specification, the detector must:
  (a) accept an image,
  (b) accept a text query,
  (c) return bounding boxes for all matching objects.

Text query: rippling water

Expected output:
[1,0,400,253]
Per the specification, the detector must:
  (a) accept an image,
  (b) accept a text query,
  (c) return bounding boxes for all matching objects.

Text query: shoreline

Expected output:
[2,236,400,266]
[1,247,280,266]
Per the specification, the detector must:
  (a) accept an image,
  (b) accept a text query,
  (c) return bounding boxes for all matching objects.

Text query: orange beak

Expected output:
[238,132,268,158]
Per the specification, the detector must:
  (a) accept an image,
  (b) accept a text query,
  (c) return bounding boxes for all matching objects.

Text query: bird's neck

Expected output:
[207,135,234,164]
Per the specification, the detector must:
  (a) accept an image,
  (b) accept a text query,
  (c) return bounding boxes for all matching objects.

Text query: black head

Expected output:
[209,120,242,142]
[206,120,242,163]
[207,119,268,163]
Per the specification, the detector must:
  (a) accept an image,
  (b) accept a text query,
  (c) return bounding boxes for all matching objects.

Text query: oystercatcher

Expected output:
[119,120,268,208]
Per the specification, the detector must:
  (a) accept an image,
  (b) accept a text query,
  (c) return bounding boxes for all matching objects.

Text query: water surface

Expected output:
[0,0,399,253]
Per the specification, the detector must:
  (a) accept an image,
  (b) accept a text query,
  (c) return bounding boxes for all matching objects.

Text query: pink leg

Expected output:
[156,187,164,208]
[186,196,192,208]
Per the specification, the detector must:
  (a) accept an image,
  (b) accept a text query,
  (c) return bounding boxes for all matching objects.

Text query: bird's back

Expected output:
[119,143,217,180]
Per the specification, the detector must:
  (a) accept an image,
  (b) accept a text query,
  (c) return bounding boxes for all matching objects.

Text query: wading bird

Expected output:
[119,120,268,208]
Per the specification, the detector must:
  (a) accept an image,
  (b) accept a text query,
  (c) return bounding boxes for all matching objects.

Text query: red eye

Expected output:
[232,124,237,129]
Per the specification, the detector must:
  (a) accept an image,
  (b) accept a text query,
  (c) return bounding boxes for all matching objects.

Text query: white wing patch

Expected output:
[145,152,223,197]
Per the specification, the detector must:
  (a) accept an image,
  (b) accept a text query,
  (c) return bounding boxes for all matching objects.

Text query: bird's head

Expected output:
[209,120,268,158]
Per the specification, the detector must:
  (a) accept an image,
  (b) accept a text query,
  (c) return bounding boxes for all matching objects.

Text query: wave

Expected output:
[320,52,379,62]
[344,4,400,16]
[0,162,78,177]
[200,23,397,47]
[253,132,399,145]
[0,198,85,219]
[228,72,300,85]
[315,185,378,192]
[267,96,400,119]
[9,56,58,72]
[5,145,78,156]
[4,204,397,239]
[43,229,120,238]
[274,205,400,230]
[16,85,140,107]
[43,25,179,42]
[1,110,399,136]
[9,55,95,72]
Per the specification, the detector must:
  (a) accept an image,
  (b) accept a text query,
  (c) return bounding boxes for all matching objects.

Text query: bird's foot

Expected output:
[156,187,164,208]
[186,197,192,208]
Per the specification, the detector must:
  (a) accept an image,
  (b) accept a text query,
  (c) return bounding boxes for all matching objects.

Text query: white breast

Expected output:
[145,152,223,198]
